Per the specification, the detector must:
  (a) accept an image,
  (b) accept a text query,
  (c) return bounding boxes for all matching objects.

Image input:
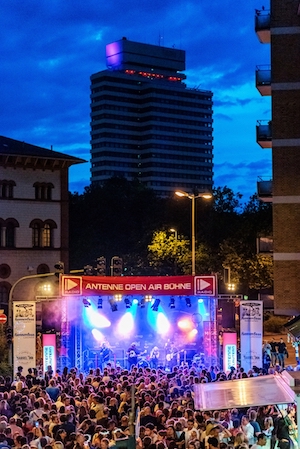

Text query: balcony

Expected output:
[255,9,271,43]
[256,120,272,148]
[257,177,273,202]
[256,65,271,96]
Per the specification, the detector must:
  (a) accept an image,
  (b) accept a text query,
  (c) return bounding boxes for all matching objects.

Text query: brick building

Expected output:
[256,1,300,314]
[0,136,85,312]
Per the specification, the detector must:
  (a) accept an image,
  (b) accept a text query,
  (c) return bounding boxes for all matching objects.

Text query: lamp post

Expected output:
[169,228,178,239]
[175,190,212,276]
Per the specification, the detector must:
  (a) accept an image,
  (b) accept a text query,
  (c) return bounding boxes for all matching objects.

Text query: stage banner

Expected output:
[13,302,36,375]
[61,275,216,296]
[43,334,57,375]
[240,300,263,372]
[223,332,237,372]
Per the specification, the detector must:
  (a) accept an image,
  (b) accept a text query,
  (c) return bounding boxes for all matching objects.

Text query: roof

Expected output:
[0,135,86,169]
[194,374,296,411]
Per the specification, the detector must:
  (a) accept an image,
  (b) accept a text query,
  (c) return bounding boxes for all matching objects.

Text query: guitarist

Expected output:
[165,342,178,371]
[126,342,140,369]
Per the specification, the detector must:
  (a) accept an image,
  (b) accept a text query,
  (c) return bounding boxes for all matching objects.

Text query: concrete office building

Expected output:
[256,1,300,314]
[90,38,213,196]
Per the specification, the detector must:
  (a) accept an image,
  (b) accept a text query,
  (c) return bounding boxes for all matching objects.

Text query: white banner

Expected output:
[240,300,263,372]
[13,302,36,375]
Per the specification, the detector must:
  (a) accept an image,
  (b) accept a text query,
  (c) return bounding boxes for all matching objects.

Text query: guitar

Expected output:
[127,349,147,359]
[166,350,183,362]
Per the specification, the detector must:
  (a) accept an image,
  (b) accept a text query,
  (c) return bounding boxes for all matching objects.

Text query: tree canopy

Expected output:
[69,178,273,295]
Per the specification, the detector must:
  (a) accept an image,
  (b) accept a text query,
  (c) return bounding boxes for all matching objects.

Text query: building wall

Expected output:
[271,0,300,314]
[0,164,65,301]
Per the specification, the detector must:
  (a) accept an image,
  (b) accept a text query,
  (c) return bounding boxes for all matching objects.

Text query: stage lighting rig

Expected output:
[97,297,103,309]
[124,297,131,309]
[140,297,145,308]
[109,298,118,312]
[185,297,191,307]
[169,297,175,309]
[82,298,91,308]
[151,298,161,311]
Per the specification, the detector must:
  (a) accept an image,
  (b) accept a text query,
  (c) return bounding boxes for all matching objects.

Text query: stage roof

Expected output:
[194,374,296,411]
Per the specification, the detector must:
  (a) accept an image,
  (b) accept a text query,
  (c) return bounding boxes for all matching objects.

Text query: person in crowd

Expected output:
[251,433,267,449]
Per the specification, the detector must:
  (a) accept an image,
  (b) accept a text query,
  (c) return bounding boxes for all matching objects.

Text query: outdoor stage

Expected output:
[17,275,219,374]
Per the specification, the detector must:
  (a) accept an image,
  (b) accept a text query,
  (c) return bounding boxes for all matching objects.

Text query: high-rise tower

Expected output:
[90,38,213,196]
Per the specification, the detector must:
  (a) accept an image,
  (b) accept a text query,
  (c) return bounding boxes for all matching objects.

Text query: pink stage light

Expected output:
[178,318,193,331]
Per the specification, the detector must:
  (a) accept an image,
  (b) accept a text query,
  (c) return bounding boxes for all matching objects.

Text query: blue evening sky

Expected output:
[0,0,271,201]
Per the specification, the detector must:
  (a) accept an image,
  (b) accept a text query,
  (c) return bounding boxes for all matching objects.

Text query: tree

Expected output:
[148,230,190,275]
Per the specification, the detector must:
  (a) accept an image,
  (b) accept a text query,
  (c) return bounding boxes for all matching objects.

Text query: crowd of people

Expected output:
[0,360,297,449]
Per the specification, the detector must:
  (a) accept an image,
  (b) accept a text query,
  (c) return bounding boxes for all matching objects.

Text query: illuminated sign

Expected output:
[61,275,217,296]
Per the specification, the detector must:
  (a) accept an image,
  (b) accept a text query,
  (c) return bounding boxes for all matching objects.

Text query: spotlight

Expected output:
[132,298,139,305]
[145,295,152,302]
[124,297,131,309]
[140,297,145,308]
[82,298,91,308]
[109,298,118,312]
[114,294,122,302]
[185,297,191,307]
[97,297,103,309]
[198,298,204,303]
[151,298,161,311]
[169,297,175,309]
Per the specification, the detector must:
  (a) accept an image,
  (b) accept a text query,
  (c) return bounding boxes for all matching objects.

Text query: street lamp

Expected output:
[169,228,178,239]
[175,190,212,276]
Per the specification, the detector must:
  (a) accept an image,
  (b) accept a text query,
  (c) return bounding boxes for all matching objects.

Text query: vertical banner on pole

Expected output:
[240,300,263,372]
[223,332,237,372]
[13,302,36,375]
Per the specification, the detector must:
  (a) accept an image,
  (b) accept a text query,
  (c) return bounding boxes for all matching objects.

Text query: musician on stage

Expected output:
[149,346,160,369]
[165,341,177,371]
[126,342,140,369]
[99,341,110,370]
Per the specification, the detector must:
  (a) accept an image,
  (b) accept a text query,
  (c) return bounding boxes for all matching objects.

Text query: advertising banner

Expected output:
[61,275,216,297]
[223,332,237,372]
[240,300,263,372]
[13,302,36,375]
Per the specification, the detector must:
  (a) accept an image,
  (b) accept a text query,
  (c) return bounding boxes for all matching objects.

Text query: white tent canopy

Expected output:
[194,374,296,411]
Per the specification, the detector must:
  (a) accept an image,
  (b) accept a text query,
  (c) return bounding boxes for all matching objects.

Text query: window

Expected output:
[43,224,51,247]
[0,218,19,248]
[0,264,11,279]
[37,264,50,274]
[0,180,16,199]
[33,182,54,200]
[32,221,43,247]
[30,219,57,248]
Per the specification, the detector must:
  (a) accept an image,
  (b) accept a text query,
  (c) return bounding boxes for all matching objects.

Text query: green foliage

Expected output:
[220,239,273,293]
[264,315,288,333]
[69,179,274,294]
[148,231,190,275]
